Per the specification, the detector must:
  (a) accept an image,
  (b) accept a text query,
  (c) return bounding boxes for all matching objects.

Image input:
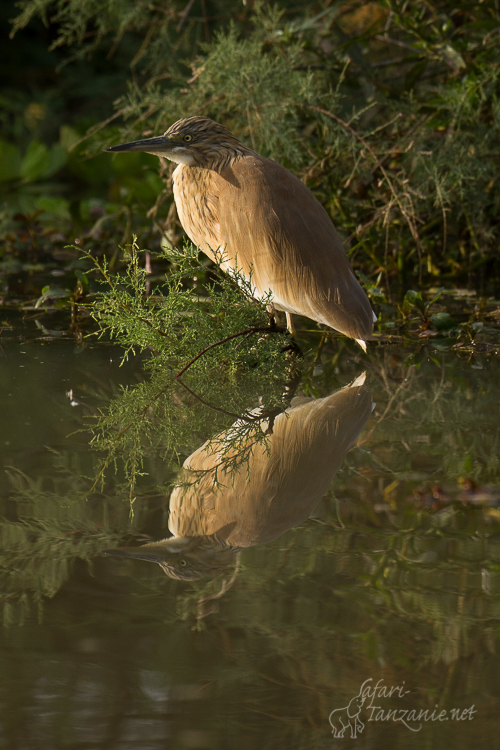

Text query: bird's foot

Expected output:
[281,338,302,356]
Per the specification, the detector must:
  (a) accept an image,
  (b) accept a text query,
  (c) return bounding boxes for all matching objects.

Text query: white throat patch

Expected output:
[164,147,196,166]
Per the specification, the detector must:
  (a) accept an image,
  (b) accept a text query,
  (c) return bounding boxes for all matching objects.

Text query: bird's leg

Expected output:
[281,316,302,355]
[285,312,297,338]
[266,307,296,343]
[267,305,278,330]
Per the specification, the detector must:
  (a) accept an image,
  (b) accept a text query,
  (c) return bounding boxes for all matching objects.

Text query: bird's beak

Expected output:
[102,536,194,563]
[105,135,174,156]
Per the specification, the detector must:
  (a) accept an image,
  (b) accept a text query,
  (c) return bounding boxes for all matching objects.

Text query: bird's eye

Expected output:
[183,134,193,143]
[179,558,188,567]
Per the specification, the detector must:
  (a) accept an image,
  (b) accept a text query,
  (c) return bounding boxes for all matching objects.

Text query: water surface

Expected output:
[1,312,499,749]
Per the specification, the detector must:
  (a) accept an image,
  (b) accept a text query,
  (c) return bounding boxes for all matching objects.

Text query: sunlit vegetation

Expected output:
[2,12,500,747]
[2,1,500,302]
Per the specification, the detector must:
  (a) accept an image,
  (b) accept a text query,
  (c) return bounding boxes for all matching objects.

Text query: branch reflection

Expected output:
[104,373,373,580]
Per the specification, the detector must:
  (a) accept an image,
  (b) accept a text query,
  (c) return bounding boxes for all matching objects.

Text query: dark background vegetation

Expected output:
[2,0,500,311]
[2,8,500,738]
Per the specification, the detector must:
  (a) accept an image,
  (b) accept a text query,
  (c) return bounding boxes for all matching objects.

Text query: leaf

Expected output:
[75,270,90,293]
[35,287,72,308]
[46,144,67,176]
[442,44,466,73]
[425,288,445,312]
[35,196,72,220]
[429,312,454,331]
[402,289,425,317]
[21,142,51,181]
[20,142,67,182]
[0,139,22,182]
[60,125,80,150]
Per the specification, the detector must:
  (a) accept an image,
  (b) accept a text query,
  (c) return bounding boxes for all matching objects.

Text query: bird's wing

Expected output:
[170,380,373,546]
[209,155,374,341]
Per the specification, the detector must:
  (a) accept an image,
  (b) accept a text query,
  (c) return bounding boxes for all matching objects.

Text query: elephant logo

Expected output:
[328,687,367,738]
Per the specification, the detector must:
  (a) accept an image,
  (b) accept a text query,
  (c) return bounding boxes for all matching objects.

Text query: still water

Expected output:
[1,311,499,749]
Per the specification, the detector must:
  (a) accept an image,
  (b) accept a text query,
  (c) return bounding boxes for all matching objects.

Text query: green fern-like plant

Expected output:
[82,239,294,499]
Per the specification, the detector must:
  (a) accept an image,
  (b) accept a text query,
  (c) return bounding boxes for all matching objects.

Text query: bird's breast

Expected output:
[173,165,224,262]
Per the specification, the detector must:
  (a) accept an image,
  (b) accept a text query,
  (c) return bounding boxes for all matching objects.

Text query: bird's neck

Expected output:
[176,145,256,174]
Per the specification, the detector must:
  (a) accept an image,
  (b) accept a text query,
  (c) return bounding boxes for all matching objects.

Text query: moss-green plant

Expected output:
[5,1,500,300]
[82,238,294,499]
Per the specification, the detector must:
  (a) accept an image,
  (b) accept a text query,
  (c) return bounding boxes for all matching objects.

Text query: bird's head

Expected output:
[106,116,251,169]
[101,531,239,581]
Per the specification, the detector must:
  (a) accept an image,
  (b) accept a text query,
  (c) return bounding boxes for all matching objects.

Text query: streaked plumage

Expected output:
[106,117,375,348]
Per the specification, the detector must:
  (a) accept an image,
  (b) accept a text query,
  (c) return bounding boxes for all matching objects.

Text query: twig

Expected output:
[307,104,422,249]
[177,0,196,31]
[175,325,286,378]
[201,0,210,44]
[176,377,242,419]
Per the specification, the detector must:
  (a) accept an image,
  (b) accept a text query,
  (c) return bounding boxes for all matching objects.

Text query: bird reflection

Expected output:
[104,374,373,580]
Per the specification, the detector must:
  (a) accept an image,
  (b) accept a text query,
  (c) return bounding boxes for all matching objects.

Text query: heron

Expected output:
[106,116,375,349]
[102,373,373,580]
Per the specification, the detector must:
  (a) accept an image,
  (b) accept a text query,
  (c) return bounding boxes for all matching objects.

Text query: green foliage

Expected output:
[10,0,237,68]
[401,288,444,322]
[84,239,286,369]
[166,16,317,167]
[5,0,500,292]
[83,239,293,498]
[0,455,126,626]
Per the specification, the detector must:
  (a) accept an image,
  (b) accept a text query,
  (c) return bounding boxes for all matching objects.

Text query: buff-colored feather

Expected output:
[107,117,375,348]
[102,375,373,579]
